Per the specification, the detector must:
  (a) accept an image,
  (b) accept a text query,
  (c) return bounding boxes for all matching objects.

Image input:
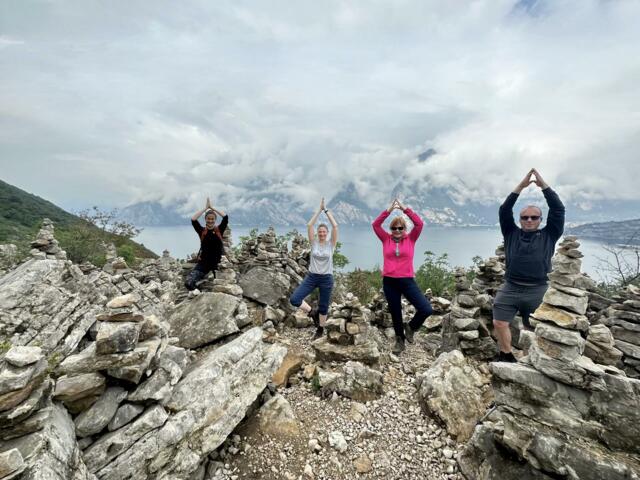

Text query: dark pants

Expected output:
[493,281,548,328]
[290,273,334,315]
[382,276,433,339]
[185,263,214,291]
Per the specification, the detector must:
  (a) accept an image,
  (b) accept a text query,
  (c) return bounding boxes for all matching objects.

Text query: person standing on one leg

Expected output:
[290,197,339,340]
[493,168,565,362]
[185,197,228,291]
[373,198,433,354]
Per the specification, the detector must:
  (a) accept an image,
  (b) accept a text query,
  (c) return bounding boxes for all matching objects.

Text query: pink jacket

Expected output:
[372,208,424,278]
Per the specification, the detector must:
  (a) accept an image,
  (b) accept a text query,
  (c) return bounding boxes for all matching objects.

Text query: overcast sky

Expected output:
[1,0,639,213]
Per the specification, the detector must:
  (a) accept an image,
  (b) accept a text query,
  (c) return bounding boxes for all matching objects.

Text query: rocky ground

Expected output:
[214,328,464,480]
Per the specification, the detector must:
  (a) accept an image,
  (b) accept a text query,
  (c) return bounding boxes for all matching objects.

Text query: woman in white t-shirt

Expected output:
[290,197,338,339]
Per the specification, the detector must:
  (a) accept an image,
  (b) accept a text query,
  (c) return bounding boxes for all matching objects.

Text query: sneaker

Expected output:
[311,326,324,340]
[404,324,415,343]
[392,338,406,354]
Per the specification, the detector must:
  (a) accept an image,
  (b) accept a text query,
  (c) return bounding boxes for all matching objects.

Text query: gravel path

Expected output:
[210,328,465,480]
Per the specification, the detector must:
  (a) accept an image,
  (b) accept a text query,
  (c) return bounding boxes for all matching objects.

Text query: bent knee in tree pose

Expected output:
[185,197,228,291]
[493,168,565,362]
[289,197,338,340]
[372,198,433,355]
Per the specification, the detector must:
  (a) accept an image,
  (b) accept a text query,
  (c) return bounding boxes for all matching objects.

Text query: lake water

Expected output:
[135,225,616,282]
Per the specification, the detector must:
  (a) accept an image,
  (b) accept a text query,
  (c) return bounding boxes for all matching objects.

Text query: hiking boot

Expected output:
[501,351,517,363]
[312,326,324,341]
[392,338,406,354]
[404,324,415,343]
[493,351,517,363]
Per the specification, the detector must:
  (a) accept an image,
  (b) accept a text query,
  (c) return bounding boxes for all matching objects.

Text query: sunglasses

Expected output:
[520,216,541,221]
[391,226,404,231]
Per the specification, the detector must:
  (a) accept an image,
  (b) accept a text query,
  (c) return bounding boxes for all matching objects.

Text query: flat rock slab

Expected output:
[57,343,149,376]
[75,387,128,437]
[532,303,589,331]
[168,292,240,349]
[4,346,44,368]
[312,337,380,365]
[53,373,106,403]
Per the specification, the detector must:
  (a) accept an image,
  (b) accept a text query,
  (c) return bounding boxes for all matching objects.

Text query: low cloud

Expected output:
[1,1,639,211]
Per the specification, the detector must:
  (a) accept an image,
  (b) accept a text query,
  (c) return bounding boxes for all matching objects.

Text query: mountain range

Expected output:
[119,184,640,228]
[118,150,640,228]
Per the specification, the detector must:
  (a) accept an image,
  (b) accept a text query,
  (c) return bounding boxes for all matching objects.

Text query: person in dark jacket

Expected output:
[185,197,228,291]
[493,168,565,362]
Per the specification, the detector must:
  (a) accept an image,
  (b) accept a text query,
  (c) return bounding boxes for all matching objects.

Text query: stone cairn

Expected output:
[312,293,380,365]
[55,292,188,439]
[604,284,640,378]
[0,346,57,478]
[368,291,414,337]
[525,236,617,388]
[470,244,505,297]
[102,242,130,275]
[234,228,310,332]
[440,269,497,360]
[0,292,188,479]
[459,236,640,479]
[29,218,67,260]
[235,227,308,284]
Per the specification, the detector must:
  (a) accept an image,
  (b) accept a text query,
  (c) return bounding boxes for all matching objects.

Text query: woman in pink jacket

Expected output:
[372,198,433,354]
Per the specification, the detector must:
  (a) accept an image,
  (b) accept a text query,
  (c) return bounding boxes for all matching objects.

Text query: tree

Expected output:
[415,251,456,297]
[77,206,141,238]
[596,230,640,290]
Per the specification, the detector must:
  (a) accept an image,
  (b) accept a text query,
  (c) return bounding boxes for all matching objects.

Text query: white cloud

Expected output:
[1,0,639,212]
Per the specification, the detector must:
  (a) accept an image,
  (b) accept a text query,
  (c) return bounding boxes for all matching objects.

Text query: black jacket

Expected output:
[192,215,228,270]
[499,188,565,285]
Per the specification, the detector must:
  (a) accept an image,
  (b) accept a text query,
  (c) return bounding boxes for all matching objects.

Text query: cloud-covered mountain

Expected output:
[119,152,640,228]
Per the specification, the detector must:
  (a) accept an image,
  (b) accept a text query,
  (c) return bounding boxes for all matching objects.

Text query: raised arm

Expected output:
[191,198,209,221]
[372,199,397,241]
[325,208,339,247]
[500,170,534,236]
[399,200,423,242]
[307,198,323,244]
[533,169,564,241]
[218,213,229,235]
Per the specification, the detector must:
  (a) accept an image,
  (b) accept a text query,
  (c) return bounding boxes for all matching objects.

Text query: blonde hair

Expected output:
[390,216,407,229]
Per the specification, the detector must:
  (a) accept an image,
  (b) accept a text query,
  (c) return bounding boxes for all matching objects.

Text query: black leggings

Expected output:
[185,263,214,291]
[382,276,433,339]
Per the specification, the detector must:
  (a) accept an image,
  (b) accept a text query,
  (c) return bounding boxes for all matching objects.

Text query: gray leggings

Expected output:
[492,281,548,328]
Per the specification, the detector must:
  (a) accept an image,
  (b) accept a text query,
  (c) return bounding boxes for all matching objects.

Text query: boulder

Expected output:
[95,322,140,354]
[0,259,102,360]
[168,292,239,349]
[238,266,291,306]
[320,361,384,402]
[415,350,492,442]
[3,403,95,479]
[85,328,286,480]
[253,394,301,437]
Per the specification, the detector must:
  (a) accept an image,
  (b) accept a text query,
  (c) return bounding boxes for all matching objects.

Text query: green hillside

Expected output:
[0,178,157,265]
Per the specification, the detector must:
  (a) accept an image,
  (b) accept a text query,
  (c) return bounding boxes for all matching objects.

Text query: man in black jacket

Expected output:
[185,197,228,291]
[493,169,565,362]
